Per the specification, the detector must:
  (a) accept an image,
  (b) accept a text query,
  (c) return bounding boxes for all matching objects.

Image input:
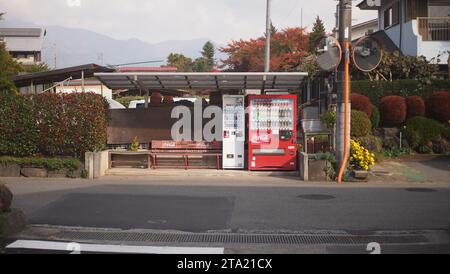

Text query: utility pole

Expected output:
[264,0,271,73]
[336,0,352,182]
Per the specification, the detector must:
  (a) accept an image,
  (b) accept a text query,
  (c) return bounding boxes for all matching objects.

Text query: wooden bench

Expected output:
[109,150,152,169]
[150,140,222,170]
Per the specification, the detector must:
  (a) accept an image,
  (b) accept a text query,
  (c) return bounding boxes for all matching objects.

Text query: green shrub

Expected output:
[320,109,336,130]
[0,92,39,156]
[33,93,109,158]
[351,110,372,137]
[404,117,449,150]
[355,135,383,153]
[0,156,82,171]
[381,148,412,158]
[352,79,450,105]
[371,105,380,129]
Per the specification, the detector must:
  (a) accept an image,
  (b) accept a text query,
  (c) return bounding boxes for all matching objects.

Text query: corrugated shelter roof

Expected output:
[95,72,308,92]
[13,63,115,87]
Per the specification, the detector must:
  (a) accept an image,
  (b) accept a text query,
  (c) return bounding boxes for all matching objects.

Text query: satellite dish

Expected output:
[352,36,383,72]
[314,36,342,72]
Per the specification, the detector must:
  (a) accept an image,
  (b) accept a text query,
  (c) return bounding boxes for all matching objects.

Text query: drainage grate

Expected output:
[54,231,428,245]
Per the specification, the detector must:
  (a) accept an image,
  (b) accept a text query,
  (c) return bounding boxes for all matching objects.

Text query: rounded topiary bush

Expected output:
[163,96,174,105]
[371,104,380,129]
[351,110,372,137]
[427,91,450,123]
[379,96,407,127]
[150,92,162,105]
[406,96,425,119]
[404,116,448,151]
[351,93,372,118]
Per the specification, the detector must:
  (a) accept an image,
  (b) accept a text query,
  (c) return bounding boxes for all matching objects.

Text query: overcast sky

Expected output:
[0,0,377,44]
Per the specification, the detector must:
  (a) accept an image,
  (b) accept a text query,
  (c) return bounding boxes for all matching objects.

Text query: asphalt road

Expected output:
[5,177,450,232]
[2,176,450,253]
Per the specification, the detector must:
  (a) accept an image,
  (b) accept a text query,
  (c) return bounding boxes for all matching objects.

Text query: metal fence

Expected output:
[418,17,450,41]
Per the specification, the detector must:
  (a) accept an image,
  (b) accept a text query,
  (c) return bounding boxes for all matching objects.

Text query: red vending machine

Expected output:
[248,95,298,171]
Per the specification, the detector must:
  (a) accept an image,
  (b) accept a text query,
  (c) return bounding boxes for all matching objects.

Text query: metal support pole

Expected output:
[336,0,352,183]
[264,0,271,73]
[145,90,149,109]
[81,70,85,93]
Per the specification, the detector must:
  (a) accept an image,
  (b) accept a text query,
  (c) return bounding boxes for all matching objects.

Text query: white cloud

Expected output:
[0,0,377,44]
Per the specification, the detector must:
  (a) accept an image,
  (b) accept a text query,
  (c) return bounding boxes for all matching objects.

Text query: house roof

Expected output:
[95,72,308,92]
[368,30,400,53]
[357,0,386,10]
[0,28,44,37]
[117,66,178,72]
[352,19,378,31]
[0,28,46,52]
[13,63,115,87]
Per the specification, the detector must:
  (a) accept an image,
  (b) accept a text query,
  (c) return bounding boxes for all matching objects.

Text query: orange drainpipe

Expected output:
[337,40,350,184]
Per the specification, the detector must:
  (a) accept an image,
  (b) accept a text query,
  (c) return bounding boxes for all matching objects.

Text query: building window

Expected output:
[384,2,400,29]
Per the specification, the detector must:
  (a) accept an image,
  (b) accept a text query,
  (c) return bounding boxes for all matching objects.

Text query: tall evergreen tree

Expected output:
[308,16,326,53]
[201,41,215,69]
[166,53,193,72]
[0,12,22,93]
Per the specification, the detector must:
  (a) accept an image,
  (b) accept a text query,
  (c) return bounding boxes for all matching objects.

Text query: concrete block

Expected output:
[21,167,48,178]
[0,163,21,177]
[308,160,328,181]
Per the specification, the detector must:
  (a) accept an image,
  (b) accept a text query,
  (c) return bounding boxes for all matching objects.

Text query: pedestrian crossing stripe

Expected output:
[7,240,224,254]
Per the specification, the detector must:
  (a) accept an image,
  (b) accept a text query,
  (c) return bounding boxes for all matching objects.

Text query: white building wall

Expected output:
[55,85,113,99]
[377,1,449,65]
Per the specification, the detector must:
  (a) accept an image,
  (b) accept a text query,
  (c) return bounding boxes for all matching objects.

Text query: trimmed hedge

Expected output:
[0,92,108,158]
[60,93,109,157]
[0,156,82,171]
[379,96,407,127]
[351,93,372,118]
[352,79,450,105]
[404,117,449,150]
[406,96,426,119]
[0,92,39,157]
[351,110,372,137]
[427,91,450,123]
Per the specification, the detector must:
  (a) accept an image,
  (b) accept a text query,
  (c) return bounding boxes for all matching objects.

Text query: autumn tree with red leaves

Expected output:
[219,27,310,72]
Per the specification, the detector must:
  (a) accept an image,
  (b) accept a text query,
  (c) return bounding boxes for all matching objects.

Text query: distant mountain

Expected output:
[0,19,225,68]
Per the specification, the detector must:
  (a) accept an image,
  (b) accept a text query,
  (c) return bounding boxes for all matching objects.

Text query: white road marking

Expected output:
[7,240,224,254]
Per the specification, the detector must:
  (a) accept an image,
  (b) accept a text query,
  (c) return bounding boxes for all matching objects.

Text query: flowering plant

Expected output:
[350,140,375,171]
